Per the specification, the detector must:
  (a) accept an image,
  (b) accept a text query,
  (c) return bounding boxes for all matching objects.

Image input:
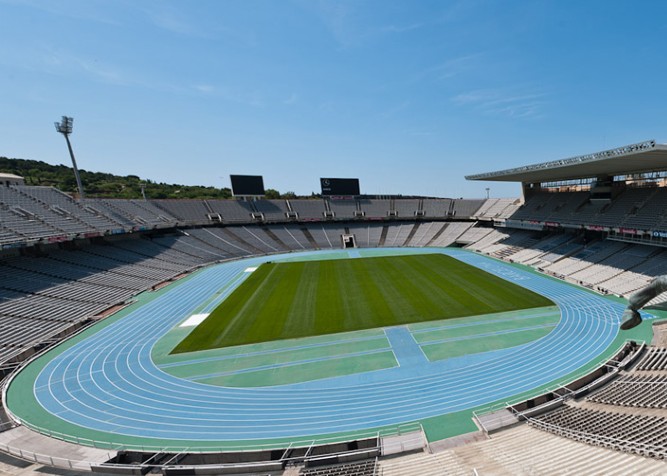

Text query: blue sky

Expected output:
[2,0,667,198]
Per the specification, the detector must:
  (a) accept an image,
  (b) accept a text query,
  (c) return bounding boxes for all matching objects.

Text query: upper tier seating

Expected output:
[328,199,358,219]
[289,200,327,220]
[393,199,419,218]
[206,200,254,223]
[357,199,390,218]
[510,187,667,231]
[253,200,290,221]
[153,199,211,224]
[421,199,451,218]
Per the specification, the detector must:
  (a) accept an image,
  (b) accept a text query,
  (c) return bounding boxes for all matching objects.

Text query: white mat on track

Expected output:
[179,313,210,327]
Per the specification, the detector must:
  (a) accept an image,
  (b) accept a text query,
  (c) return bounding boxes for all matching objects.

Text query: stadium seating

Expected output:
[451,199,485,218]
[529,405,667,459]
[636,347,667,372]
[328,199,358,219]
[421,199,452,218]
[6,184,667,473]
[266,225,310,250]
[253,199,290,221]
[346,223,384,248]
[405,222,447,247]
[473,198,521,220]
[588,374,667,408]
[520,344,667,463]
[19,186,121,232]
[153,199,212,224]
[206,199,255,223]
[392,199,420,217]
[289,199,327,220]
[429,222,473,247]
[509,186,667,233]
[357,199,390,218]
[104,199,178,227]
[300,459,377,476]
[379,423,667,475]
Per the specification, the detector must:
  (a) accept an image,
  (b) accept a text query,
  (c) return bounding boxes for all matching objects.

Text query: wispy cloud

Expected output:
[0,38,265,108]
[298,1,429,48]
[378,100,411,119]
[303,1,357,47]
[135,2,257,45]
[404,128,435,137]
[4,45,138,87]
[451,88,548,119]
[377,22,425,34]
[193,84,215,94]
[138,3,208,38]
[421,53,485,81]
[283,93,299,106]
[190,84,264,108]
[0,0,121,25]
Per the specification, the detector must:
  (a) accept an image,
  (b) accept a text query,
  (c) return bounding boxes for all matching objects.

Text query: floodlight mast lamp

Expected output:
[54,116,85,200]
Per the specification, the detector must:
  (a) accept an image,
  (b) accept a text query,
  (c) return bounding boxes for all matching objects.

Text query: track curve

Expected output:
[10,249,625,445]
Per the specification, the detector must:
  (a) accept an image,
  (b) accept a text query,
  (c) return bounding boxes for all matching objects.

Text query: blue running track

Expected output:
[17,249,634,443]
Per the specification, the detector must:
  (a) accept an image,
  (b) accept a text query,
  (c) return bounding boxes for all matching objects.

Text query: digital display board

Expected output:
[320,178,360,196]
[230,175,265,196]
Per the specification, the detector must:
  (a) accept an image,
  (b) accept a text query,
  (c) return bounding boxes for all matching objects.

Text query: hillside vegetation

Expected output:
[0,156,296,200]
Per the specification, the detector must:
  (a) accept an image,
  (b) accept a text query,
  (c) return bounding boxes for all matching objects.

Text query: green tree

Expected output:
[265,188,280,199]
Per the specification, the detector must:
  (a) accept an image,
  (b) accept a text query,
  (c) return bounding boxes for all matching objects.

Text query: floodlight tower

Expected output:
[54,116,85,199]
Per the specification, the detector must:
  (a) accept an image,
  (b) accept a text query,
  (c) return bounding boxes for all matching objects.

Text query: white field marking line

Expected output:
[418,323,557,347]
[383,328,401,368]
[158,267,248,337]
[187,348,393,381]
[408,327,430,362]
[244,267,258,273]
[410,310,560,335]
[158,334,388,369]
[199,271,250,313]
[30,249,628,438]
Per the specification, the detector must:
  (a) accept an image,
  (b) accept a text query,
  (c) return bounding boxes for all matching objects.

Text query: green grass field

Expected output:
[172,253,553,353]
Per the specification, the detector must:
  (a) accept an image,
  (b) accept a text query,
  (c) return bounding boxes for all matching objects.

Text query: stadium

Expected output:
[1,140,667,475]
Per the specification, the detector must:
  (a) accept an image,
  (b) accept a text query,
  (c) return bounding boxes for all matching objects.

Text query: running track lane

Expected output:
[22,249,627,442]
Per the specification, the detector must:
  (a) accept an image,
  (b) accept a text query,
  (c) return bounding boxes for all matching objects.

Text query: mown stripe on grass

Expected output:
[173,254,553,353]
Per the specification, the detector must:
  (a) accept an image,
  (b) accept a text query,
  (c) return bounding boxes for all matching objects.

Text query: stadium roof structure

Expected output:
[466,140,667,183]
